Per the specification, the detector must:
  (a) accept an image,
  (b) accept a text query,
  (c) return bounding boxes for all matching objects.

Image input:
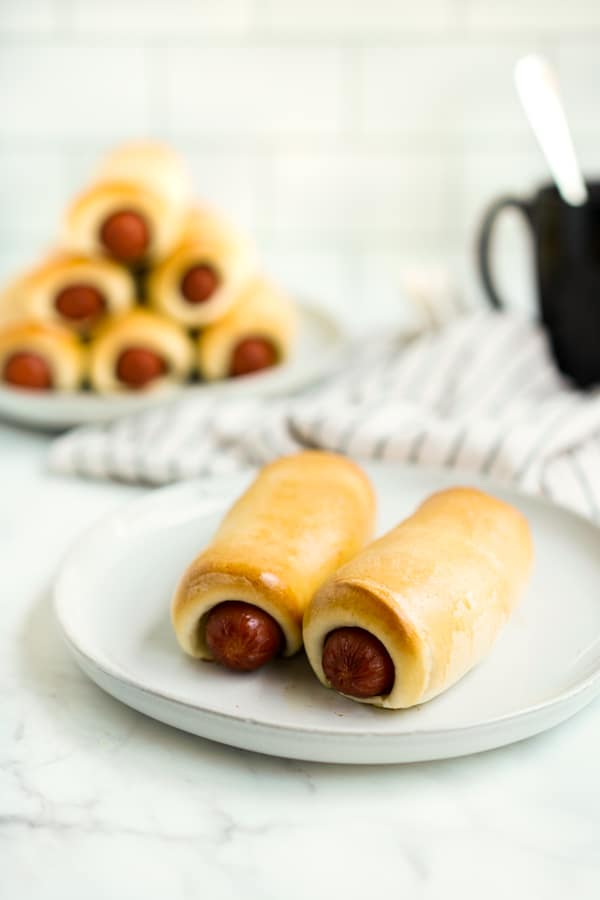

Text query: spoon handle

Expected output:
[515,54,588,207]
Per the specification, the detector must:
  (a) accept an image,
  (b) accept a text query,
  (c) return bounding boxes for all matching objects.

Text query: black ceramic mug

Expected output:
[478,181,600,387]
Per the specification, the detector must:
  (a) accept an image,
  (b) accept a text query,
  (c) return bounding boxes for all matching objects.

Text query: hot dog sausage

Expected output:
[54,284,106,322]
[3,352,53,390]
[180,264,220,304]
[229,337,277,377]
[100,210,149,264]
[205,601,283,671]
[116,347,167,388]
[322,627,395,698]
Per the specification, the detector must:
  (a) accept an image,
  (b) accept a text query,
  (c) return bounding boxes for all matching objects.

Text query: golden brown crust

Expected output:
[95,141,189,185]
[0,253,135,334]
[303,487,534,709]
[147,207,259,327]
[197,277,297,380]
[0,276,27,326]
[0,320,86,391]
[89,308,194,393]
[171,451,376,659]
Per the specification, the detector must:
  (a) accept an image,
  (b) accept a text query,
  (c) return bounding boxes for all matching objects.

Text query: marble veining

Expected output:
[1,424,599,899]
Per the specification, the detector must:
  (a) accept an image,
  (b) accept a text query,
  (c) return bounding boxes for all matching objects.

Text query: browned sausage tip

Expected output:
[322,627,394,698]
[205,601,283,671]
[100,210,149,264]
[55,283,106,322]
[116,347,167,389]
[3,352,53,391]
[180,264,220,304]
[229,337,277,378]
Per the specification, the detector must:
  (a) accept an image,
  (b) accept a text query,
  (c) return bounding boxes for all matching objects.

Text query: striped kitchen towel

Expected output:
[49,311,600,523]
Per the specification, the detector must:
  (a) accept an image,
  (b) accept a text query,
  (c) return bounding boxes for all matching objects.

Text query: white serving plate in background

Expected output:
[54,463,600,765]
[0,303,345,430]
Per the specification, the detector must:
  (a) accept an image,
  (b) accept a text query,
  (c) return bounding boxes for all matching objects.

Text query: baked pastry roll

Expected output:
[147,207,258,327]
[1,254,135,335]
[89,309,194,393]
[62,141,191,266]
[0,272,27,325]
[304,487,533,709]
[0,321,85,391]
[197,277,297,380]
[172,451,375,671]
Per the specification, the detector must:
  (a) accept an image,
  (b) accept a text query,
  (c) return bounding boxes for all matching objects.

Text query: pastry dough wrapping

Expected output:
[148,207,258,327]
[0,253,135,334]
[197,277,297,380]
[89,308,194,394]
[0,320,85,391]
[303,487,533,709]
[171,451,376,659]
[0,272,28,326]
[61,141,191,264]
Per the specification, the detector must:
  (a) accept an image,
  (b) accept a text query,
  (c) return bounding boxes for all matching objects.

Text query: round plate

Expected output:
[54,463,600,764]
[0,303,344,430]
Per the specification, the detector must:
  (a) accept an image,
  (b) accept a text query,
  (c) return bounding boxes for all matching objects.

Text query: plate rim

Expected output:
[0,301,348,428]
[53,463,600,744]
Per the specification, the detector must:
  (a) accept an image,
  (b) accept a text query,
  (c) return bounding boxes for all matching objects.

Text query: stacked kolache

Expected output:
[0,142,296,394]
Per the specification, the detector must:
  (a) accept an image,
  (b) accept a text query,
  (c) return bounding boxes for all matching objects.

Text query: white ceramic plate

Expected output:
[0,303,344,430]
[54,463,600,764]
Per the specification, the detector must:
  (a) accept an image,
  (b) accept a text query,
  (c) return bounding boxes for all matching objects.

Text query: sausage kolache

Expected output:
[89,308,193,393]
[197,277,296,380]
[0,254,135,335]
[171,451,376,671]
[148,207,258,327]
[0,321,85,391]
[62,142,190,267]
[304,487,533,708]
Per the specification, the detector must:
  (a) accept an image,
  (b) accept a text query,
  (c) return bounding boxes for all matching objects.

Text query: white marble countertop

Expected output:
[1,419,600,899]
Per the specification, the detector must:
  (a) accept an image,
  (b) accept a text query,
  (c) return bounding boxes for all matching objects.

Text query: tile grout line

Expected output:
[3,28,600,47]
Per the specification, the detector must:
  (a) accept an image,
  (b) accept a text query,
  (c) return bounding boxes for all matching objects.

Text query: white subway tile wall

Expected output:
[0,0,55,34]
[70,1,253,37]
[165,48,345,136]
[464,2,600,31]
[0,0,598,329]
[0,46,150,137]
[257,1,454,33]
[359,44,540,139]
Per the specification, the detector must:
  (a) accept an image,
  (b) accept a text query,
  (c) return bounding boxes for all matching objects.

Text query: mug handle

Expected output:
[477,196,533,309]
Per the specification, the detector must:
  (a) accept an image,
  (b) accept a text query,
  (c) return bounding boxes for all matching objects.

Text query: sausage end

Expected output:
[54,283,106,323]
[322,627,395,698]
[3,352,53,391]
[229,338,278,378]
[116,347,167,389]
[205,601,283,672]
[100,210,149,264]
[180,264,220,304]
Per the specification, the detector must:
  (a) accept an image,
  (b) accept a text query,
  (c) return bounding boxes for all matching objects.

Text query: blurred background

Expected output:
[0,0,599,333]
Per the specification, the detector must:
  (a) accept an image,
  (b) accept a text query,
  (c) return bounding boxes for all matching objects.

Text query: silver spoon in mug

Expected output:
[515,54,588,207]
